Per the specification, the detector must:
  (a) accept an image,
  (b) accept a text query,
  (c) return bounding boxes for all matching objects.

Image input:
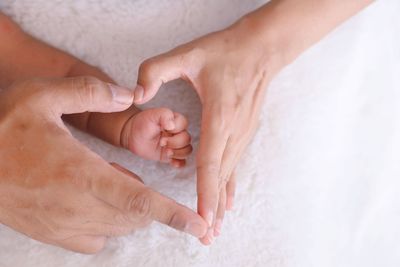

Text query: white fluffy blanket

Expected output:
[0,0,399,266]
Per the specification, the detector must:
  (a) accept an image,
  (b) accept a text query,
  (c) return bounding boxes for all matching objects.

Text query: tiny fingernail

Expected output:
[205,211,214,227]
[133,85,144,103]
[109,84,134,105]
[172,161,181,168]
[160,138,167,147]
[214,219,222,237]
[167,150,174,158]
[165,120,175,131]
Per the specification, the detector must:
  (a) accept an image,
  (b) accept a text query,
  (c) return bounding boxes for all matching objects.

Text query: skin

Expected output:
[0,13,192,167]
[0,77,208,253]
[121,108,193,167]
[0,15,206,253]
[133,0,375,244]
[0,0,374,252]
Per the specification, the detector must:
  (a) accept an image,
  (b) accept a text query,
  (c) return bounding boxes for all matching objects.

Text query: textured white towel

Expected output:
[0,0,399,266]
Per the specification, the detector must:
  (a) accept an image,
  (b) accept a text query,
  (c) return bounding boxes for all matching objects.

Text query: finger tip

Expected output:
[165,121,176,131]
[133,86,144,101]
[179,161,187,168]
[226,198,234,210]
[199,229,214,245]
[185,219,208,238]
[159,138,168,147]
[171,161,185,168]
[214,219,222,236]
[213,229,220,237]
[167,149,174,159]
[199,237,212,246]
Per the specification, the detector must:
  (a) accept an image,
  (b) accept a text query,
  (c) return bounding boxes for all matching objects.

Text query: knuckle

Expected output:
[196,161,220,177]
[185,133,192,144]
[114,209,147,229]
[114,212,133,225]
[158,107,174,118]
[173,112,188,127]
[186,145,193,154]
[80,76,101,88]
[139,58,157,78]
[74,76,102,106]
[166,211,184,230]
[127,190,152,219]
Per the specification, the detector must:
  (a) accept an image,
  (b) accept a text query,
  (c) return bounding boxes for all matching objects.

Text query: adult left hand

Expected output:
[0,77,208,253]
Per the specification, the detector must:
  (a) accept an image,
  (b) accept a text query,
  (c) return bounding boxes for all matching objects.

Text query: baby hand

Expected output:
[121,108,192,168]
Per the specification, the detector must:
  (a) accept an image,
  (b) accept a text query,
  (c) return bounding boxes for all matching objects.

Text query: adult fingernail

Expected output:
[214,219,223,237]
[133,84,144,103]
[205,211,214,227]
[206,228,214,243]
[226,197,234,210]
[109,84,134,105]
[184,221,207,238]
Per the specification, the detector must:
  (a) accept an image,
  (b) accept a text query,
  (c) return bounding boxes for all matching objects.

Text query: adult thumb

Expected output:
[134,53,187,105]
[42,76,134,115]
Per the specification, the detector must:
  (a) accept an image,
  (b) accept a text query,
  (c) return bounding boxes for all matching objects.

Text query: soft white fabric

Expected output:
[0,0,399,266]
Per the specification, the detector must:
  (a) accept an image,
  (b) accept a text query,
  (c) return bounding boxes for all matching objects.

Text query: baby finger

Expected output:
[170,159,186,168]
[168,112,188,134]
[162,131,191,149]
[171,145,193,159]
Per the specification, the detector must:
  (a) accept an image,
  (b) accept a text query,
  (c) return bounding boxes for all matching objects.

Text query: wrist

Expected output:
[228,12,287,78]
[87,105,141,147]
[232,0,375,74]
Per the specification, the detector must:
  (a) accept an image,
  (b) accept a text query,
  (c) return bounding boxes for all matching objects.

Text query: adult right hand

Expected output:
[0,77,207,254]
[133,0,374,245]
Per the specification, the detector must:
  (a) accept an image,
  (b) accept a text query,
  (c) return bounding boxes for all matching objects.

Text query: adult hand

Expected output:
[0,77,207,253]
[132,19,275,244]
[132,0,373,244]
